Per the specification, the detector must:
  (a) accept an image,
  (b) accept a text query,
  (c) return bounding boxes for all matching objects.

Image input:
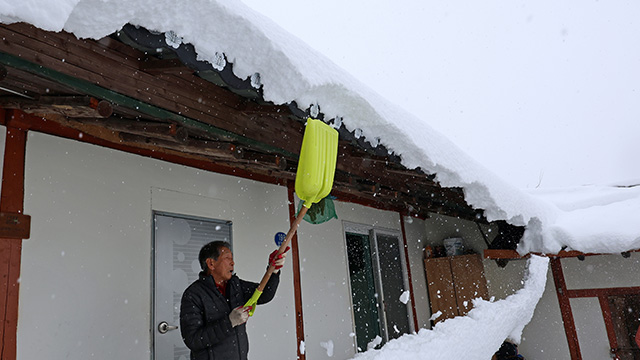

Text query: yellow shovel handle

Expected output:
[247,206,309,316]
[243,289,262,316]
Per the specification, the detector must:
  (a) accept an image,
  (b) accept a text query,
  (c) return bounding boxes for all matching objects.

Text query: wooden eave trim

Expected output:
[0,109,285,186]
[483,248,640,260]
[2,109,459,222]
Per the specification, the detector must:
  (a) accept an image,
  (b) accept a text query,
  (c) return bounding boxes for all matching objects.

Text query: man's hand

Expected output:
[229,306,251,327]
[269,246,290,273]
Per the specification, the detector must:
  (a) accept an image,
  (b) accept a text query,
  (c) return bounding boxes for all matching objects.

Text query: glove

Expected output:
[269,246,290,273]
[229,306,250,327]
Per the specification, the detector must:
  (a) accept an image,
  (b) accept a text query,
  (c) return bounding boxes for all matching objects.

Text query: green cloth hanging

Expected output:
[297,195,338,224]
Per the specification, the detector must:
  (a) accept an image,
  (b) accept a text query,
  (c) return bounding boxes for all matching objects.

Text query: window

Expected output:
[343,222,413,352]
[608,293,640,360]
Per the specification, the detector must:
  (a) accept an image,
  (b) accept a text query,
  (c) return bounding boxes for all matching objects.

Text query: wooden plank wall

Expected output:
[0,23,304,155]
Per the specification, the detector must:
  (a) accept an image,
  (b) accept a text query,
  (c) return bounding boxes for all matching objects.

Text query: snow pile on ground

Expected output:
[352,256,549,360]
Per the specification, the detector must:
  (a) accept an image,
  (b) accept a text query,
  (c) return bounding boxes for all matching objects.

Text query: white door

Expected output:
[153,212,232,360]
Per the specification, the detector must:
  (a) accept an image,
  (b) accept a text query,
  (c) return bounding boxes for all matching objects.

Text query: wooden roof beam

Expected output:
[75,117,188,143]
[118,133,241,160]
[0,95,113,118]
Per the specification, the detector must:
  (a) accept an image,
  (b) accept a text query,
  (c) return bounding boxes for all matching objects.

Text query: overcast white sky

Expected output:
[240,0,640,189]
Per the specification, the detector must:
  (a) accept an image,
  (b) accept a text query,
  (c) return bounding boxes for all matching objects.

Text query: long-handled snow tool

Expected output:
[244,118,339,315]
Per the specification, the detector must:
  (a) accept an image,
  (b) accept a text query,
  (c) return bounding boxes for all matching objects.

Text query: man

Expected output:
[180,240,286,360]
[492,341,525,360]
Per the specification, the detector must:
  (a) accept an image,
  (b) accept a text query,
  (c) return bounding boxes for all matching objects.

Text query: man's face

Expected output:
[209,247,234,283]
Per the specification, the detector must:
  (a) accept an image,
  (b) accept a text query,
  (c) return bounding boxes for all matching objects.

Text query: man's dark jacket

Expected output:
[180,271,280,360]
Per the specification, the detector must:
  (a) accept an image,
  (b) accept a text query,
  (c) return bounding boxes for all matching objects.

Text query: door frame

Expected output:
[150,210,233,360]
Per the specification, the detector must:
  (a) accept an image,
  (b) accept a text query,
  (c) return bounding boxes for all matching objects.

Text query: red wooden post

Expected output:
[598,295,619,359]
[550,258,582,360]
[287,183,306,360]
[0,109,28,360]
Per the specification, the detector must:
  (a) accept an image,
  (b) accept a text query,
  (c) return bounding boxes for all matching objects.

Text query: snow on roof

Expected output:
[522,184,640,254]
[4,0,639,255]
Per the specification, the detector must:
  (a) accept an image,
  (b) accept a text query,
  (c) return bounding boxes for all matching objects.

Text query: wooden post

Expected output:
[0,109,28,360]
[550,258,582,360]
[598,295,619,359]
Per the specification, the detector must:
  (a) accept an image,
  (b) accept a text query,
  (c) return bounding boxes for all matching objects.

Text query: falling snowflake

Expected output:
[367,335,382,350]
[399,290,410,304]
[429,311,442,321]
[320,340,334,357]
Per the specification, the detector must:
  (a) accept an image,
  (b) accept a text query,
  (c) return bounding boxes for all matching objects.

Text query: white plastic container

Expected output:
[443,238,464,256]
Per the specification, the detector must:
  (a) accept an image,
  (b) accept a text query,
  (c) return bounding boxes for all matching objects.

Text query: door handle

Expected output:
[158,321,179,334]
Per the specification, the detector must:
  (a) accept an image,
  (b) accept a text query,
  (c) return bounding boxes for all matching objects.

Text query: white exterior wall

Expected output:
[17,131,432,360]
[19,132,296,360]
[562,253,640,290]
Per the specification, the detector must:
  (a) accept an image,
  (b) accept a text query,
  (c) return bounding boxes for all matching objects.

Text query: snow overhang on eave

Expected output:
[0,22,490,223]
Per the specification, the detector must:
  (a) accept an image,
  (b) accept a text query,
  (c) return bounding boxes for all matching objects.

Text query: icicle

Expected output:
[332,116,342,129]
[212,52,226,71]
[250,72,261,89]
[310,103,319,118]
[165,30,182,49]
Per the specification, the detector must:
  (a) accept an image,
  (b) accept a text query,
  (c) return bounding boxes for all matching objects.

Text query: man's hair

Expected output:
[199,241,231,271]
[495,341,519,359]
